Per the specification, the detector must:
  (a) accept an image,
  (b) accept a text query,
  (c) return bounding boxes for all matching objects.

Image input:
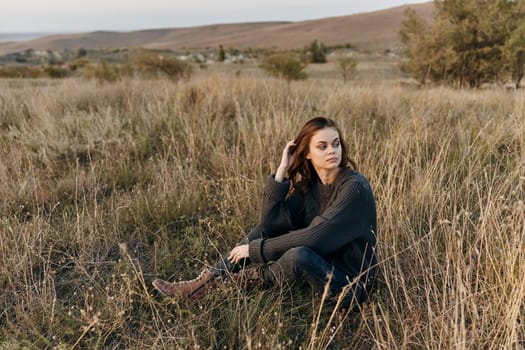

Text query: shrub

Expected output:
[68,58,90,72]
[44,65,70,78]
[218,45,226,62]
[0,65,44,78]
[336,54,358,83]
[83,60,132,83]
[132,50,192,81]
[260,51,307,81]
[77,48,88,58]
[308,39,328,63]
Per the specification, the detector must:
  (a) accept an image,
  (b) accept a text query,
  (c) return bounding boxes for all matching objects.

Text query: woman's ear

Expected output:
[306,152,311,160]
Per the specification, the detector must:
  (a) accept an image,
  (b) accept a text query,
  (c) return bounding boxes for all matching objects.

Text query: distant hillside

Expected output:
[0,2,433,56]
[0,33,65,42]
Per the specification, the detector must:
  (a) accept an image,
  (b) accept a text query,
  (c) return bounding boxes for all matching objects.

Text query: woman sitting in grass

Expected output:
[153,116,377,309]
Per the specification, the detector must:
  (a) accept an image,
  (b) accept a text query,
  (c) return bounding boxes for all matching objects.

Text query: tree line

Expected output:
[400,0,525,88]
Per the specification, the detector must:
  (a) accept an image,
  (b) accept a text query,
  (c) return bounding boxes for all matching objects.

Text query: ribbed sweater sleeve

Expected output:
[258,175,304,234]
[249,173,368,264]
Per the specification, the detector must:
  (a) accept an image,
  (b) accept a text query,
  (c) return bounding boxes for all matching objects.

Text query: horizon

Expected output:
[1,0,430,34]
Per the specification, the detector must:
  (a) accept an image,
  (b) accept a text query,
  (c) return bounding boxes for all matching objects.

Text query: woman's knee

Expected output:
[268,246,317,282]
[280,246,316,266]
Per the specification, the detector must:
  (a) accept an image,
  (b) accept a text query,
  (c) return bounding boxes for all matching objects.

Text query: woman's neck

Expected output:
[315,167,341,185]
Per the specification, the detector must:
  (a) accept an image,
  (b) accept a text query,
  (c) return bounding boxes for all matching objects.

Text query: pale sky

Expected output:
[1,0,431,33]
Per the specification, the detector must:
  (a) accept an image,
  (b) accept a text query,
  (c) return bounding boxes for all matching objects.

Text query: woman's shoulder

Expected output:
[336,167,359,182]
[336,167,372,189]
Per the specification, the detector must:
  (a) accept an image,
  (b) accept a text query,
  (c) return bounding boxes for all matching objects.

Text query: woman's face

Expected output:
[306,127,342,172]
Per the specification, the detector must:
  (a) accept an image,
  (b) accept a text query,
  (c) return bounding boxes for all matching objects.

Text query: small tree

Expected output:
[218,45,226,62]
[77,48,88,58]
[503,21,525,88]
[399,8,436,84]
[260,51,307,81]
[308,39,327,63]
[400,0,525,87]
[336,54,358,83]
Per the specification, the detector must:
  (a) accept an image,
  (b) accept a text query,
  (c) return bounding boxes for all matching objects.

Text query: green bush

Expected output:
[308,39,328,63]
[260,51,307,81]
[131,50,192,81]
[77,48,88,58]
[68,58,90,71]
[218,45,226,62]
[44,65,70,78]
[83,60,132,83]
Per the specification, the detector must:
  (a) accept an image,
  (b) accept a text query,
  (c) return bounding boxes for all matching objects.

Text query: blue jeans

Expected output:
[265,246,369,308]
[211,246,370,308]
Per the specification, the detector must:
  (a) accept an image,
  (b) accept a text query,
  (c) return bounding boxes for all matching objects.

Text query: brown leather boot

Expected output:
[152,269,219,299]
[232,267,265,291]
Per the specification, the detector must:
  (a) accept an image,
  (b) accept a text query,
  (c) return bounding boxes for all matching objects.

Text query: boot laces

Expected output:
[178,269,210,285]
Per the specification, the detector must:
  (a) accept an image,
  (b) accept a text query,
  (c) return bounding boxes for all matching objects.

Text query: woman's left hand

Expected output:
[228,244,249,264]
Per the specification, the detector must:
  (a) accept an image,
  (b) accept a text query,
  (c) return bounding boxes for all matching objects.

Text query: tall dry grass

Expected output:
[0,74,523,349]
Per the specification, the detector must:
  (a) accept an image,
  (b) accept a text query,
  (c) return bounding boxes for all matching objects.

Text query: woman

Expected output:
[152,117,377,308]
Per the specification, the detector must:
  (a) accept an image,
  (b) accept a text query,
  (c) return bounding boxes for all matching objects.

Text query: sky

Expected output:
[1,0,431,33]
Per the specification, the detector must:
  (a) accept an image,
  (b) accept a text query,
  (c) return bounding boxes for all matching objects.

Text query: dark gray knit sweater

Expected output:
[247,167,377,281]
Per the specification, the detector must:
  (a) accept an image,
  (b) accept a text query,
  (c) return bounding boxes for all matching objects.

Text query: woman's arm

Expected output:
[275,140,295,183]
[258,140,305,233]
[258,176,304,233]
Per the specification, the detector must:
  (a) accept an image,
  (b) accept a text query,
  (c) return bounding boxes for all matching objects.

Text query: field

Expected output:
[0,63,524,349]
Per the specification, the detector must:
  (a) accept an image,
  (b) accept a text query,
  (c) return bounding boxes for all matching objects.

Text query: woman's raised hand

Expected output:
[275,140,296,182]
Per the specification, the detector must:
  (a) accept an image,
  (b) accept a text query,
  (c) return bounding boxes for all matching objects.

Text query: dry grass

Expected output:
[0,73,523,349]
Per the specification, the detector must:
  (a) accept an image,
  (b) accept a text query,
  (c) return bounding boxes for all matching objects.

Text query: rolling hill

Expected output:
[0,2,433,56]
